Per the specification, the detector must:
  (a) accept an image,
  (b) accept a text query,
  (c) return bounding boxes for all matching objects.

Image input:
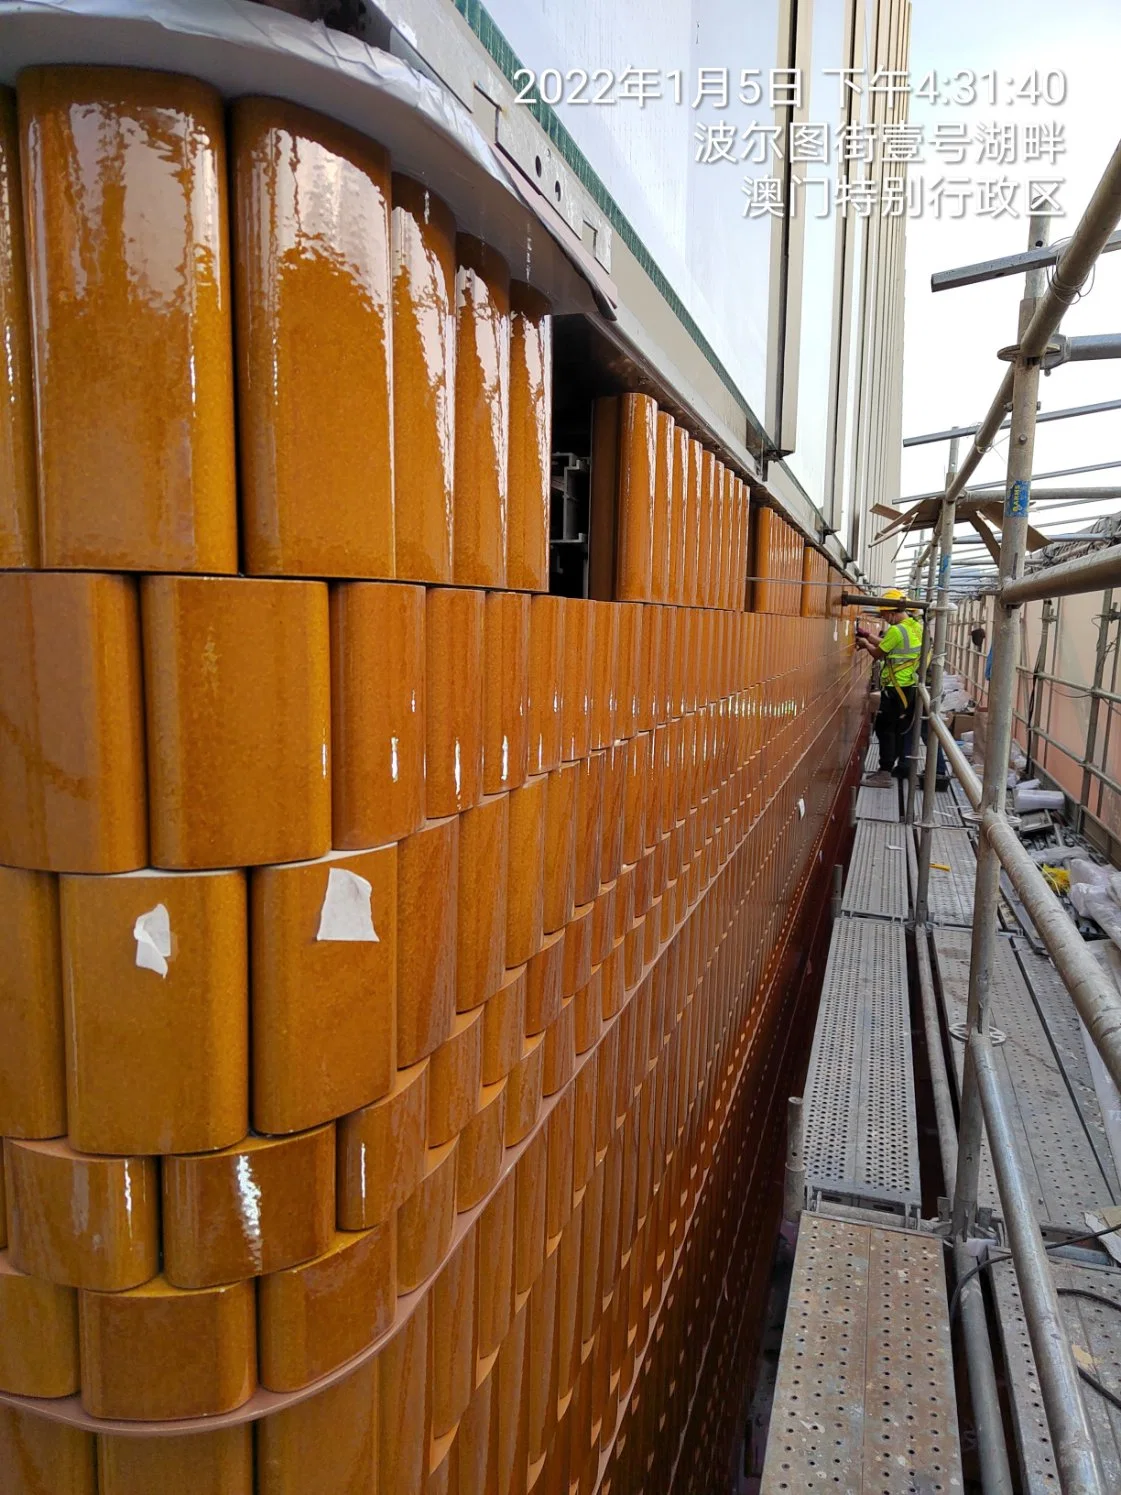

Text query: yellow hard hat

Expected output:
[880,587,905,612]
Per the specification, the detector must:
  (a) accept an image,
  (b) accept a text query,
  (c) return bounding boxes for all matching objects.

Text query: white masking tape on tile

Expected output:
[317,867,379,943]
[134,903,172,978]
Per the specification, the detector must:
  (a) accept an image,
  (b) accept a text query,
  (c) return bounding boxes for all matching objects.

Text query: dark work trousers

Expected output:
[875,685,918,776]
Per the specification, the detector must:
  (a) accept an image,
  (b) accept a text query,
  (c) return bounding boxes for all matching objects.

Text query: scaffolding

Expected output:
[909,138,1121,1495]
[762,136,1121,1495]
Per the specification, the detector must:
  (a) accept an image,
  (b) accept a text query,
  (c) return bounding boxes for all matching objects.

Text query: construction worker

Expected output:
[856,588,922,786]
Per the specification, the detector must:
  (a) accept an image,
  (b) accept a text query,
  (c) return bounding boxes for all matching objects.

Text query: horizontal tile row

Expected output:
[0,571,852,874]
[0,73,549,588]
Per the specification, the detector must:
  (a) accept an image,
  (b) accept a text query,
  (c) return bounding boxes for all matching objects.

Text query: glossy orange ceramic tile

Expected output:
[589,600,618,751]
[484,590,530,793]
[78,1274,255,1419]
[542,763,577,935]
[698,451,716,608]
[508,281,552,592]
[336,1057,428,1230]
[484,966,526,1082]
[600,744,626,888]
[234,98,392,577]
[60,866,246,1154]
[668,427,689,606]
[397,816,458,1066]
[431,1223,477,1437]
[258,1222,394,1390]
[96,1426,252,1495]
[559,597,594,763]
[506,774,546,967]
[0,1406,95,1495]
[396,1137,457,1291]
[0,90,36,567]
[614,601,642,741]
[142,575,330,869]
[257,1359,376,1495]
[426,586,485,816]
[5,1139,157,1291]
[527,594,565,775]
[427,1006,484,1147]
[456,794,509,1012]
[505,1034,545,1146]
[525,930,565,1038]
[162,1125,334,1288]
[574,754,604,908]
[251,846,394,1134]
[330,580,425,848]
[0,572,146,873]
[454,235,510,587]
[455,1076,506,1211]
[19,68,235,572]
[515,1128,548,1298]
[0,867,64,1138]
[651,412,673,603]
[615,394,656,601]
[476,1172,515,1362]
[378,1293,430,1495]
[0,1253,78,1396]
[392,175,456,582]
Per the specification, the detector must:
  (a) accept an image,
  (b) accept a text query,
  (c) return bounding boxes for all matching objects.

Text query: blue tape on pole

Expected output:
[1006,478,1030,516]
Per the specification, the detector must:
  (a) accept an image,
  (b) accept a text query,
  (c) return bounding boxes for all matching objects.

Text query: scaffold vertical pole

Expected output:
[950,212,1107,1495]
[915,438,960,916]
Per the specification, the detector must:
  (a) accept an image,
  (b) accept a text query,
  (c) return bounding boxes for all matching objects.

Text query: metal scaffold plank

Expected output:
[934,786,963,826]
[842,821,910,920]
[924,826,977,926]
[855,783,901,822]
[761,1215,964,1494]
[934,929,1118,1232]
[993,1259,1121,1493]
[1016,941,1121,1199]
[803,918,920,1209]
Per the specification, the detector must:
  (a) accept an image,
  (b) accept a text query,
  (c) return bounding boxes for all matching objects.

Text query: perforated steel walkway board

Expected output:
[933,929,1118,1231]
[842,821,910,920]
[855,783,901,822]
[864,740,880,773]
[934,787,963,826]
[803,918,920,1210]
[922,826,977,926]
[761,1214,964,1494]
[992,1258,1121,1492]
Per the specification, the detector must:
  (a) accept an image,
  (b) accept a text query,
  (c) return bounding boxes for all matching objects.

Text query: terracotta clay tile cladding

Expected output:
[233,98,393,578]
[4,1139,158,1292]
[453,234,510,588]
[425,586,485,817]
[0,74,874,1495]
[257,1223,394,1392]
[161,1126,335,1289]
[330,580,425,848]
[391,175,456,584]
[0,866,66,1139]
[0,90,36,567]
[0,1254,79,1397]
[507,282,552,592]
[77,1275,256,1419]
[0,571,147,874]
[141,575,331,869]
[250,845,396,1135]
[0,1405,96,1493]
[18,68,236,573]
[59,867,248,1154]
[96,1427,253,1495]
[256,1359,377,1495]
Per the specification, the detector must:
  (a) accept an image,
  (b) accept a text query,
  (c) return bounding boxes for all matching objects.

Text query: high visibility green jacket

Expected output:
[880,615,922,689]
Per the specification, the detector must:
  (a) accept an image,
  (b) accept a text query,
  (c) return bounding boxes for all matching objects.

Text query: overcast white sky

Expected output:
[895,0,1121,581]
